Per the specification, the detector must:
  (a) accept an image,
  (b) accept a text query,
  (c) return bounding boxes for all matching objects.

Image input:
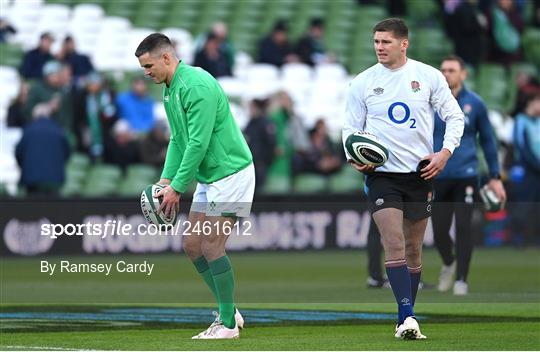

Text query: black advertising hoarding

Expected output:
[1,195,396,256]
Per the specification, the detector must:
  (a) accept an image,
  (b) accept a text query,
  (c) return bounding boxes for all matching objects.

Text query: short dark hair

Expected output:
[310,18,324,28]
[135,33,173,57]
[40,32,53,40]
[373,18,408,39]
[441,55,466,70]
[273,19,288,32]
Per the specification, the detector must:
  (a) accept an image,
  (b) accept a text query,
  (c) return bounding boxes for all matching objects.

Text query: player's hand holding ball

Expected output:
[155,185,180,218]
[487,178,506,203]
[140,182,179,226]
[348,159,376,173]
[419,148,452,180]
[345,131,389,174]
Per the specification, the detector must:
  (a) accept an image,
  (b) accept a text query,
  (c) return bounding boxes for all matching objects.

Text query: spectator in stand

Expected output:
[295,18,332,66]
[268,91,310,178]
[15,100,70,195]
[243,98,277,189]
[386,0,407,16]
[19,32,54,80]
[57,36,94,86]
[104,120,141,169]
[194,21,235,68]
[73,72,117,160]
[442,0,488,67]
[116,76,155,133]
[257,20,298,67]
[534,0,540,27]
[486,0,525,66]
[24,61,74,133]
[194,32,232,78]
[7,82,30,128]
[293,119,342,175]
[140,120,169,167]
[0,18,16,43]
[510,93,540,245]
[512,73,540,116]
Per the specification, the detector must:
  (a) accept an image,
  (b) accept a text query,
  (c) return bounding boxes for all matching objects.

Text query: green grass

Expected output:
[1,248,539,350]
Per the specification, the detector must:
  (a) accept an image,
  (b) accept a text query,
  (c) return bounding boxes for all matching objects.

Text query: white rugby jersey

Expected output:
[343,58,464,173]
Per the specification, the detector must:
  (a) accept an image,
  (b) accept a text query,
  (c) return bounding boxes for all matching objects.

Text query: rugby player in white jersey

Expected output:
[343,18,464,339]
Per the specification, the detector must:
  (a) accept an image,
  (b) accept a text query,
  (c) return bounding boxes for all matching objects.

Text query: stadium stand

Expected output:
[0,0,538,197]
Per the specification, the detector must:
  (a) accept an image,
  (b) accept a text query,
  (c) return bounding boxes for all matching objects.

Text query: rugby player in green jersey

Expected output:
[136,33,255,339]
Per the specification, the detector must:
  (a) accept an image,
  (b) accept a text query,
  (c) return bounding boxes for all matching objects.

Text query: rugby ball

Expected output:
[345,131,389,166]
[479,185,504,212]
[140,184,178,226]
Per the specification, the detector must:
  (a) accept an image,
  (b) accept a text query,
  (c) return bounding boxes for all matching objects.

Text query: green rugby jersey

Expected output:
[161,61,252,192]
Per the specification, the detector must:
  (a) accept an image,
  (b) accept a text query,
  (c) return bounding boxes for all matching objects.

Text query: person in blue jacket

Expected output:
[432,55,506,295]
[15,99,70,195]
[511,93,540,245]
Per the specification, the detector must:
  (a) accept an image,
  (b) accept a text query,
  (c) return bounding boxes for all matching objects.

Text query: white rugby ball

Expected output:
[479,185,504,212]
[140,184,178,226]
[345,131,389,167]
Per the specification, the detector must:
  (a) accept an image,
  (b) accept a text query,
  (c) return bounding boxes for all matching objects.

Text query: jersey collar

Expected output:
[168,60,184,89]
[380,57,410,72]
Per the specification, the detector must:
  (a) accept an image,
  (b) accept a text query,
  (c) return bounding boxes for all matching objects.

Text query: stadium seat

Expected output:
[88,164,122,180]
[0,44,24,67]
[161,27,195,65]
[412,29,453,66]
[293,174,328,194]
[476,64,508,111]
[106,0,138,20]
[72,3,104,21]
[66,153,90,170]
[0,66,21,107]
[245,64,279,82]
[232,53,253,80]
[126,164,158,182]
[314,63,347,82]
[93,18,132,71]
[60,179,83,197]
[123,28,155,70]
[261,174,291,195]
[118,178,149,197]
[82,164,122,197]
[0,151,20,197]
[281,63,313,83]
[522,29,540,67]
[1,127,22,154]
[406,0,439,23]
[217,77,245,99]
[328,166,363,194]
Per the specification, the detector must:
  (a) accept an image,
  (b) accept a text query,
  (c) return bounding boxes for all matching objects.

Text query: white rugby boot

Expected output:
[437,261,456,292]
[192,309,244,339]
[395,316,427,340]
[234,308,245,329]
[192,311,220,339]
[196,322,239,339]
[453,280,469,295]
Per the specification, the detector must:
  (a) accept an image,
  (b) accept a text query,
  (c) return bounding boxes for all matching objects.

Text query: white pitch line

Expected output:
[4,346,100,351]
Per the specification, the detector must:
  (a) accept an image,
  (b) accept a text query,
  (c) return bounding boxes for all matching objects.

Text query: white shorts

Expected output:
[190,163,255,217]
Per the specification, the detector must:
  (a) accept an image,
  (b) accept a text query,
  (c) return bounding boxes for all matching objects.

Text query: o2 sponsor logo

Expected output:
[388,102,416,129]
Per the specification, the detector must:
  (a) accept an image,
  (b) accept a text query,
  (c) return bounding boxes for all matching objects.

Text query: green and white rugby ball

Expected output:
[345,131,389,167]
[141,184,177,226]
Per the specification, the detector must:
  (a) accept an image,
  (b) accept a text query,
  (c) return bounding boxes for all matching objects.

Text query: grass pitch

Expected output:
[1,248,539,350]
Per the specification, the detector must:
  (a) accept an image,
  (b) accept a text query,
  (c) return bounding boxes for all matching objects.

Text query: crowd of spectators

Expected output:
[4,0,539,225]
[8,33,162,195]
